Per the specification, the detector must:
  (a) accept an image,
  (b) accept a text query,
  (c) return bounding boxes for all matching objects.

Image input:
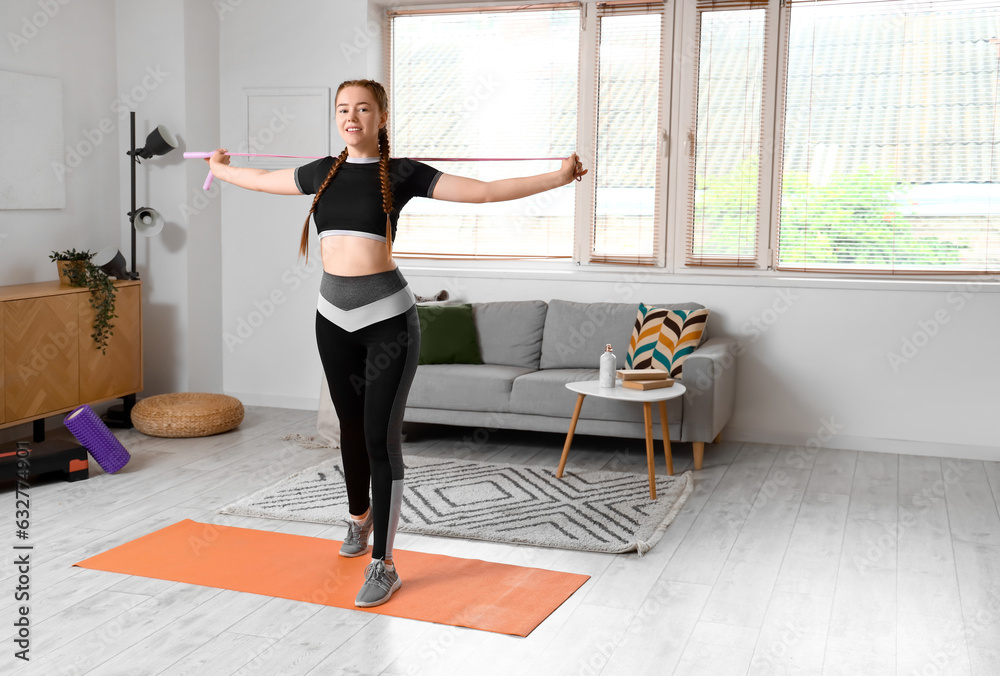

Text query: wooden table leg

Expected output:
[658,400,674,476]
[556,394,586,478]
[643,402,656,500]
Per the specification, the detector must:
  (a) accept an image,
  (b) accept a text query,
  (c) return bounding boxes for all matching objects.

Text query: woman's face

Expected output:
[336,86,387,155]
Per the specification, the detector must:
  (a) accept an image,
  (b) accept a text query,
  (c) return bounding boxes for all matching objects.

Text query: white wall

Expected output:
[115,0,222,395]
[182,0,223,393]
[219,0,377,409]
[0,0,120,286]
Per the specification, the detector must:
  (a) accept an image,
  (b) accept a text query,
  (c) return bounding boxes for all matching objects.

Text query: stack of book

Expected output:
[616,369,674,390]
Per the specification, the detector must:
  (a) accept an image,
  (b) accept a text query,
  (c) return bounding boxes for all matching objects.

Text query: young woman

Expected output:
[207,78,586,607]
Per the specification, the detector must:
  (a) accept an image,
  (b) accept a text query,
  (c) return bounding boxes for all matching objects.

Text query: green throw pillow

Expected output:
[416,303,483,365]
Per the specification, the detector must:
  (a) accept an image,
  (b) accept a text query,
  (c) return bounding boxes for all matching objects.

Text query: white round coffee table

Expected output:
[556,379,687,500]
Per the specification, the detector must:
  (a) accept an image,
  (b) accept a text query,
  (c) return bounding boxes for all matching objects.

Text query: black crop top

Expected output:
[294,156,442,243]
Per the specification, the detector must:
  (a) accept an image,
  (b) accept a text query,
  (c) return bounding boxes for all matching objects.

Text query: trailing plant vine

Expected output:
[50,249,117,354]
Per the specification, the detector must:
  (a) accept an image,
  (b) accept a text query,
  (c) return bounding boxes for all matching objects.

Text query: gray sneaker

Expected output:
[339,513,372,558]
[355,558,401,607]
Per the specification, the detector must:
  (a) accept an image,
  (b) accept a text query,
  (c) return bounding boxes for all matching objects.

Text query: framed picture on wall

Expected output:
[0,70,65,210]
[242,87,330,168]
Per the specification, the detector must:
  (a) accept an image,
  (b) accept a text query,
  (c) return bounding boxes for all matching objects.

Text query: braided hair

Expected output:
[299,79,394,262]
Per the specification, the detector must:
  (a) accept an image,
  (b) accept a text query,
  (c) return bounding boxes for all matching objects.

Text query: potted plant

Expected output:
[50,248,91,285]
[49,249,117,354]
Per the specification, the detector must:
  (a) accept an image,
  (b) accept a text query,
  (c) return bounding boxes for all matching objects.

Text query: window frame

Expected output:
[671,0,1000,280]
[384,1,586,262]
[587,1,672,267]
[382,0,1000,284]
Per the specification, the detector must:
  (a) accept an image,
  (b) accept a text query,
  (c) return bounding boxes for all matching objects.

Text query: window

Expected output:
[592,2,666,265]
[777,0,1000,273]
[387,1,668,263]
[688,0,1000,274]
[687,0,768,267]
[390,0,997,274]
[387,4,582,259]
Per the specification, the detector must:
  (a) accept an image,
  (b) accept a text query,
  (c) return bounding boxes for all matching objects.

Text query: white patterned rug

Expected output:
[221,454,693,556]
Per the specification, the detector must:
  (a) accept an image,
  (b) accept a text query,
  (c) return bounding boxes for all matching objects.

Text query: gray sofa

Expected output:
[403,299,737,469]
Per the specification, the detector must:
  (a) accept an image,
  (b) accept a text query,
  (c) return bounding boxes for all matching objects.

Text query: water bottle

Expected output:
[600,344,616,388]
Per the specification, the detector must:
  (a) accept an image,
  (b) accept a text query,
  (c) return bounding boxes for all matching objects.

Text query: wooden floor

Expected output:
[2,405,999,675]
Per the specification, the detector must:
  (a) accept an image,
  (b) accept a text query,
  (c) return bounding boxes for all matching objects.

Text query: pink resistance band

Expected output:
[183,151,576,190]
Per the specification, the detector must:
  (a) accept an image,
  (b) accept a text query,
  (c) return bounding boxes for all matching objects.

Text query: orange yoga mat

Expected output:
[74,519,589,637]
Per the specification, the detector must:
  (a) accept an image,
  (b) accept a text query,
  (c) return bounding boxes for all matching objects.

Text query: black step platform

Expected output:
[0,430,89,484]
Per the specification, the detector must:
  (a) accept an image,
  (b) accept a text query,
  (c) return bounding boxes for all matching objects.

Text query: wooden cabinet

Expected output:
[79,284,142,404]
[0,280,142,429]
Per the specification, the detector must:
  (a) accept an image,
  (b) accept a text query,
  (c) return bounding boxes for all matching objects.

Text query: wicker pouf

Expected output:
[131,393,244,438]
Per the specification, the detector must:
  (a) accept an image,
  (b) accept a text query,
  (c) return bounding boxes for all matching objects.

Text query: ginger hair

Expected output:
[299,79,394,262]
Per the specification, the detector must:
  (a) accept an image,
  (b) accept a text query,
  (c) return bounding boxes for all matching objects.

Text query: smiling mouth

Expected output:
[346,126,362,133]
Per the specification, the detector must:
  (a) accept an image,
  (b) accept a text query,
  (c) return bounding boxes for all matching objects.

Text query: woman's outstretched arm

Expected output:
[205,148,302,195]
[431,153,587,203]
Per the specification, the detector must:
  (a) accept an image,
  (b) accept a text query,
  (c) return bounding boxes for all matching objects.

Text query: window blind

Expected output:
[777,0,1000,273]
[686,0,769,267]
[386,4,581,259]
[591,1,666,265]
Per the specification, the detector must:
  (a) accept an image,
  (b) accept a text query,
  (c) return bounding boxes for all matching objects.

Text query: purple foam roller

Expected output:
[64,405,131,474]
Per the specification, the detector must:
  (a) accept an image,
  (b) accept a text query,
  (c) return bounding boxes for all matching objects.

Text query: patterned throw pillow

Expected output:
[625,303,710,378]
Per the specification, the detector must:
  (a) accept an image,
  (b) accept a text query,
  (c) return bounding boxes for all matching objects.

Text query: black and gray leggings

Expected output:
[314,267,420,561]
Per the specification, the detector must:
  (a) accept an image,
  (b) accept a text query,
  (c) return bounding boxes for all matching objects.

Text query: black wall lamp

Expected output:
[125,111,176,279]
[91,247,128,279]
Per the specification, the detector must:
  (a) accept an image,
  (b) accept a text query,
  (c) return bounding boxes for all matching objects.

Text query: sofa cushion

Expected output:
[509,369,683,423]
[625,304,710,377]
[539,300,705,370]
[471,300,547,370]
[406,363,532,412]
[416,303,483,365]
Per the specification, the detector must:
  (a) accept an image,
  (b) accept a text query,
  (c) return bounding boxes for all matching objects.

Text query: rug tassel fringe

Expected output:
[632,472,695,557]
[280,433,337,450]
